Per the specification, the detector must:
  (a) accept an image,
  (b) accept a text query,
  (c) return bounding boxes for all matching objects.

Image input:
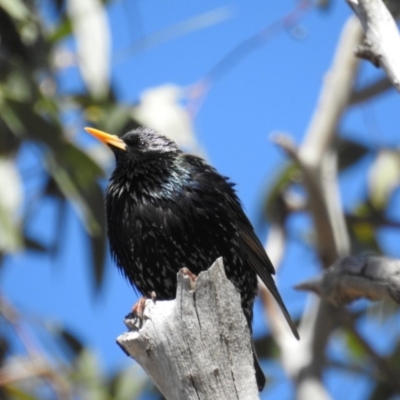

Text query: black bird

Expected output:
[85,126,299,390]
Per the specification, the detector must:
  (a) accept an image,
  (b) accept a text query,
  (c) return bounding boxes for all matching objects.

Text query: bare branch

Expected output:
[274,17,362,264]
[347,0,400,92]
[117,258,259,400]
[270,17,363,400]
[349,76,392,105]
[296,255,400,305]
[0,294,72,399]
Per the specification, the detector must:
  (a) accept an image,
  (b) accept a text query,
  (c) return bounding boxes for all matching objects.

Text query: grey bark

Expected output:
[296,255,400,306]
[117,258,259,400]
[347,0,400,92]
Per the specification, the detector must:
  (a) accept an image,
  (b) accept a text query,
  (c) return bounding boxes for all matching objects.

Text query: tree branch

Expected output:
[347,0,400,92]
[117,258,259,400]
[270,17,363,400]
[296,255,400,305]
[349,76,392,106]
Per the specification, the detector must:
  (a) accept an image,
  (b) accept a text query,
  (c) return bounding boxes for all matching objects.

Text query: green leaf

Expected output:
[67,0,110,99]
[348,202,383,254]
[45,142,108,288]
[368,149,400,210]
[344,330,367,360]
[72,350,108,400]
[3,386,38,400]
[48,17,73,43]
[109,365,147,400]
[45,145,103,236]
[3,97,108,285]
[0,156,23,253]
[0,0,30,21]
[4,70,33,102]
[3,97,104,228]
[3,98,63,148]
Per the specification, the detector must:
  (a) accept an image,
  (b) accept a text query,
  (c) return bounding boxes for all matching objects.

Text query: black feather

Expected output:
[104,127,299,390]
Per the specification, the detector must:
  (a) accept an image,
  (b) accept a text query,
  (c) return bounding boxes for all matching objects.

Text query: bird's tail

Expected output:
[266,278,299,340]
[252,339,266,391]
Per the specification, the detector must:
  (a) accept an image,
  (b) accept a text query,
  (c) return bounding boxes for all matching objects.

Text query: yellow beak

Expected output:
[84,127,127,151]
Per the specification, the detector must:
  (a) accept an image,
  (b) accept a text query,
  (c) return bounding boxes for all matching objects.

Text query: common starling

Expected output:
[85,126,299,390]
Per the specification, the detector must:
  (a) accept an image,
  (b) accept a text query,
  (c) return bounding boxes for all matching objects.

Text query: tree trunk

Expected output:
[117,258,259,400]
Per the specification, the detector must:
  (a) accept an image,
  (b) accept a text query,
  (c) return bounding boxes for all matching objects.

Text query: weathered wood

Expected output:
[347,0,400,92]
[117,258,259,400]
[296,255,400,306]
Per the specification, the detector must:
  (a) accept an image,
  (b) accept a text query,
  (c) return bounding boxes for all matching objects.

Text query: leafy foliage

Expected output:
[1,0,400,399]
[0,0,145,397]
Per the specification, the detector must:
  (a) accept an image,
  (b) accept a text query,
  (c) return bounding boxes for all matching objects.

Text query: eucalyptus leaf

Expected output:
[109,365,147,400]
[67,0,110,99]
[1,386,39,400]
[4,70,33,102]
[348,202,383,254]
[368,150,400,210]
[72,350,108,400]
[5,97,108,285]
[44,144,104,237]
[0,156,22,252]
[48,17,73,43]
[4,98,63,148]
[0,0,30,21]
[344,330,367,360]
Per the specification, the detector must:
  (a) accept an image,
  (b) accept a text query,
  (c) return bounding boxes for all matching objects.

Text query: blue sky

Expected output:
[2,1,400,399]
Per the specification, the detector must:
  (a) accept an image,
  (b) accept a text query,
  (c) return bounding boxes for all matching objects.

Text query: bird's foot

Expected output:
[131,297,147,321]
[180,268,198,289]
[125,292,158,329]
[181,268,197,281]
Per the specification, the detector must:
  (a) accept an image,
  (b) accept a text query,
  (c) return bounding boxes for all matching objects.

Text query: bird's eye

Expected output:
[123,134,144,149]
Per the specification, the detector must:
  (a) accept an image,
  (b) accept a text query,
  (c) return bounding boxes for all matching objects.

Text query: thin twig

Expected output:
[270,17,363,400]
[347,0,400,92]
[0,294,72,399]
[349,76,392,106]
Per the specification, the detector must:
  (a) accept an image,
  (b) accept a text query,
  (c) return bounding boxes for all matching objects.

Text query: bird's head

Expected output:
[85,127,180,168]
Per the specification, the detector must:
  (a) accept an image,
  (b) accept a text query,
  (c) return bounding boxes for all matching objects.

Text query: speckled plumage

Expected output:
[102,127,298,390]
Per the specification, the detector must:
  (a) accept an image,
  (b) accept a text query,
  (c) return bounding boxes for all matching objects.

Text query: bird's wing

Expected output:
[227,193,300,339]
[183,154,299,338]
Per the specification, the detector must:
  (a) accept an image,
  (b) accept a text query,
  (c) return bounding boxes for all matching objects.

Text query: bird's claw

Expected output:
[125,292,158,329]
[181,267,197,289]
[131,297,147,321]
